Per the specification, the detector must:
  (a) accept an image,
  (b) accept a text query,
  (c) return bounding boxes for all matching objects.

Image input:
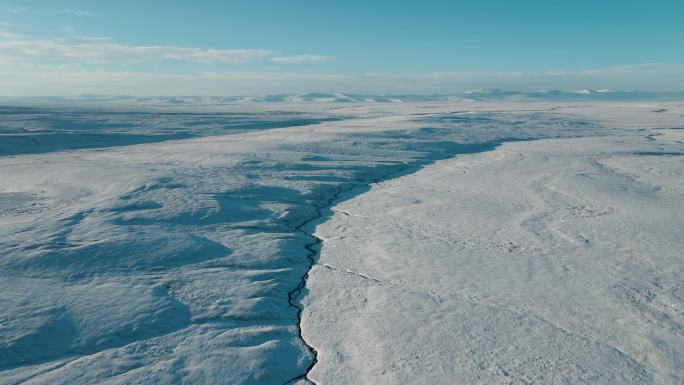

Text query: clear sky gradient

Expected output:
[2,0,683,95]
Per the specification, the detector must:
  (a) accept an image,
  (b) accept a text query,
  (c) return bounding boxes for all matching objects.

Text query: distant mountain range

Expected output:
[3,90,684,105]
[459,88,684,101]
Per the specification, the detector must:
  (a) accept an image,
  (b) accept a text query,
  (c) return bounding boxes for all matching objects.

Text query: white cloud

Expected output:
[3,5,26,14]
[271,54,329,64]
[64,8,93,16]
[0,38,273,64]
[0,25,681,95]
[72,35,116,42]
[0,28,327,66]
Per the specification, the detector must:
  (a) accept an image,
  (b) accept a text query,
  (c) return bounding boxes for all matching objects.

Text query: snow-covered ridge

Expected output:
[0,105,344,156]
[3,89,684,107]
[0,101,680,384]
[303,118,684,384]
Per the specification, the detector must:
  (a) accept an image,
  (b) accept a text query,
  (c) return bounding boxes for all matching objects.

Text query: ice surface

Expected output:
[302,104,684,384]
[0,99,682,384]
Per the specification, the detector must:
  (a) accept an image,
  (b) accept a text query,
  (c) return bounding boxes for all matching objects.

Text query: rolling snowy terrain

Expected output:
[0,98,682,384]
[303,103,684,384]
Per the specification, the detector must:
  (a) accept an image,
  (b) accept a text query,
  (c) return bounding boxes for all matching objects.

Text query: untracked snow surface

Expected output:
[302,104,684,384]
[0,99,682,384]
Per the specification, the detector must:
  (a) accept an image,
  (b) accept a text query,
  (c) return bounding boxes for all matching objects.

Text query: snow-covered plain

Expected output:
[0,98,682,384]
[303,103,684,384]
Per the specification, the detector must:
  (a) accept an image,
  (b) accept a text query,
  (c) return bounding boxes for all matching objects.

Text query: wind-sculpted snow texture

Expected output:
[303,103,684,384]
[0,103,342,156]
[0,99,667,384]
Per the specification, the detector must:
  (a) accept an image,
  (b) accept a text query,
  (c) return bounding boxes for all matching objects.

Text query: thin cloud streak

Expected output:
[3,5,26,14]
[271,54,329,63]
[0,29,328,65]
[64,8,93,16]
[0,39,273,64]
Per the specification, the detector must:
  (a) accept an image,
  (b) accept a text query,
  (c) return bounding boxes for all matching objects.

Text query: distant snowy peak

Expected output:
[533,89,684,100]
[571,89,616,95]
[3,90,682,107]
[461,89,527,100]
[463,89,684,101]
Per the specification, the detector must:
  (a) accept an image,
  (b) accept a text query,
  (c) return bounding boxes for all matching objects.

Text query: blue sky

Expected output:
[1,0,684,95]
